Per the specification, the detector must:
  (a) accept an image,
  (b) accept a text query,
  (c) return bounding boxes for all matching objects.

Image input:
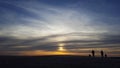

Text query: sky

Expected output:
[0,0,120,57]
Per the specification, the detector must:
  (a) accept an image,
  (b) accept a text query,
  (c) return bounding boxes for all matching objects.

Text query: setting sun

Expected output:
[58,47,65,51]
[58,43,66,51]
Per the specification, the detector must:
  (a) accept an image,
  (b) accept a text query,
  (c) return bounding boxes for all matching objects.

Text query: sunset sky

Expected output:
[0,0,120,57]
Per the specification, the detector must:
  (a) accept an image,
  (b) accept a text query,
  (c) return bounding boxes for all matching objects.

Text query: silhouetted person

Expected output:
[89,54,91,57]
[105,54,107,58]
[100,50,104,58]
[91,50,95,57]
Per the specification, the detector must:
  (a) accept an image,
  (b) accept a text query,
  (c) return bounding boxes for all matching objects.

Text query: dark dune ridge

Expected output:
[0,55,120,68]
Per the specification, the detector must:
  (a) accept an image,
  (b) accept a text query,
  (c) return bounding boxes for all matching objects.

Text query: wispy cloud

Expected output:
[0,1,109,39]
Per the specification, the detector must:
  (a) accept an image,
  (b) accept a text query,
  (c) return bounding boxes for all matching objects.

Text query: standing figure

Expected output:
[100,50,104,58]
[105,54,107,58]
[91,50,95,57]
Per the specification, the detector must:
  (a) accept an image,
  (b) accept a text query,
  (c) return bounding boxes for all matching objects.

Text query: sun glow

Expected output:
[55,36,67,42]
[58,43,66,51]
[18,50,77,56]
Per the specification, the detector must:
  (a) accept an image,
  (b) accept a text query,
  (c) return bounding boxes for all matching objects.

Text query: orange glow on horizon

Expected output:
[17,50,80,56]
[1,47,119,57]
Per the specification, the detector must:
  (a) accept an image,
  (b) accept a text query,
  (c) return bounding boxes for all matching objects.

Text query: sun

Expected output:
[58,47,64,51]
[58,43,66,51]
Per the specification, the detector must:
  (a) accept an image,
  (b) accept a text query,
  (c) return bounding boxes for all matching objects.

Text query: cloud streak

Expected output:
[0,32,120,56]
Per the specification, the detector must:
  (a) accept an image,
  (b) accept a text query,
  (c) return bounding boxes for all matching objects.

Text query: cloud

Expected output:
[0,32,120,56]
[0,0,110,39]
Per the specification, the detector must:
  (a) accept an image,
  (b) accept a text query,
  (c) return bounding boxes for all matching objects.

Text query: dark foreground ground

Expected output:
[0,55,120,68]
